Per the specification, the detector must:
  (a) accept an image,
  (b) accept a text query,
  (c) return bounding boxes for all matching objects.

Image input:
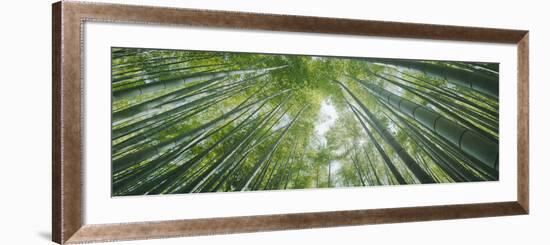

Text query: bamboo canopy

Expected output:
[109,48,500,196]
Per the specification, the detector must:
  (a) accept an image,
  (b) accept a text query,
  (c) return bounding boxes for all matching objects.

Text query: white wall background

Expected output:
[0,0,547,244]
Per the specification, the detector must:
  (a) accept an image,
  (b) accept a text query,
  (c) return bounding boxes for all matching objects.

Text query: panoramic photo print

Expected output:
[111,47,499,196]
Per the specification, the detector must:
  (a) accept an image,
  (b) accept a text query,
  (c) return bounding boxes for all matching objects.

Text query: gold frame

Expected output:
[52,1,529,244]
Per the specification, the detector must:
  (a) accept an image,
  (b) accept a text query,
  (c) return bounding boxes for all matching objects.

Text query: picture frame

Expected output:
[52,1,529,244]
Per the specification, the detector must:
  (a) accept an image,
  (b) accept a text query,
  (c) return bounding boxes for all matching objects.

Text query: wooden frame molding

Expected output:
[52,1,529,244]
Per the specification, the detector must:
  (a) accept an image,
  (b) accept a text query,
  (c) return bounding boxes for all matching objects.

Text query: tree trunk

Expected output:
[358,72,498,142]
[336,80,435,184]
[113,65,287,100]
[240,105,307,191]
[360,81,499,170]
[364,58,498,98]
[347,102,407,184]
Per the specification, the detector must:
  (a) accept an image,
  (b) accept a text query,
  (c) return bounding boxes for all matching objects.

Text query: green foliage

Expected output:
[111,48,500,196]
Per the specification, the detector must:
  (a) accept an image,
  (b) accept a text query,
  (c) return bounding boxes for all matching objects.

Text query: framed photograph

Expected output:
[52,1,529,244]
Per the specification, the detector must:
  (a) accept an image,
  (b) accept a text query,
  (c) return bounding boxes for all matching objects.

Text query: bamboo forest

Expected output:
[111,47,499,196]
